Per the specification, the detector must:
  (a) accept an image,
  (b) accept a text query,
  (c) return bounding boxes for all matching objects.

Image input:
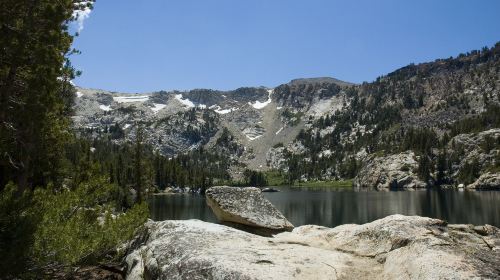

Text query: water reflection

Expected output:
[149,193,217,223]
[149,188,500,228]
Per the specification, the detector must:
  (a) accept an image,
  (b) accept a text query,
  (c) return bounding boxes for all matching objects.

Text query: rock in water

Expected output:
[205,186,294,231]
[125,216,500,279]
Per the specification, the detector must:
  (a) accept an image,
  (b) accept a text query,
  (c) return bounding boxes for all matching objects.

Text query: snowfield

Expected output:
[275,126,284,135]
[99,104,112,111]
[246,134,263,141]
[151,103,167,114]
[113,95,150,103]
[175,94,195,108]
[213,106,238,114]
[249,89,273,109]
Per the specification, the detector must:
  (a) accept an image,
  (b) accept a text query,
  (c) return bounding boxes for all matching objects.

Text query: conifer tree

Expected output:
[0,0,95,191]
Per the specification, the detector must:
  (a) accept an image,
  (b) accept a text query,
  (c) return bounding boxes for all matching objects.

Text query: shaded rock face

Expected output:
[125,215,500,279]
[353,151,427,189]
[449,129,500,181]
[467,172,500,189]
[205,186,293,231]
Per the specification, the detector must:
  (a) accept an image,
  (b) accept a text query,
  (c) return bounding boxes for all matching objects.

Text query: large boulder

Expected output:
[467,172,500,189]
[205,186,293,231]
[124,215,500,279]
[353,151,427,189]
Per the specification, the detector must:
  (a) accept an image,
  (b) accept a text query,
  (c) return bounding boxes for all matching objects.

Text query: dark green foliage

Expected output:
[0,1,153,276]
[450,105,500,136]
[153,148,227,192]
[109,122,125,139]
[339,157,360,179]
[436,149,449,185]
[417,155,433,182]
[216,127,244,156]
[32,176,149,266]
[134,124,147,203]
[0,0,93,191]
[243,169,268,187]
[0,183,37,277]
[401,128,438,155]
[458,159,481,185]
[68,134,230,199]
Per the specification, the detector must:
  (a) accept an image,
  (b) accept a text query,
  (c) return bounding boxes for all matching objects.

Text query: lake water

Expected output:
[149,187,500,228]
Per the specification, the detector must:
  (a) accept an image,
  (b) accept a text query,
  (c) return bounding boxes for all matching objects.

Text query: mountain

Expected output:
[72,42,500,187]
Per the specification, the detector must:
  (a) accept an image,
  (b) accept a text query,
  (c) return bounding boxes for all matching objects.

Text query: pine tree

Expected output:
[134,123,145,203]
[0,0,95,191]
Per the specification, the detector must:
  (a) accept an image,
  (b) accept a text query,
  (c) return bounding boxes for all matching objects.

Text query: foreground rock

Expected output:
[467,172,500,189]
[125,219,381,280]
[353,151,427,189]
[205,186,293,231]
[125,215,500,279]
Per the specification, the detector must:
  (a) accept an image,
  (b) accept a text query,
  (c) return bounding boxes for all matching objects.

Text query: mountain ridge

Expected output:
[72,42,500,186]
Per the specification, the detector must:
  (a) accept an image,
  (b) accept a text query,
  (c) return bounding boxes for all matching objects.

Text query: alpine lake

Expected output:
[149,187,500,228]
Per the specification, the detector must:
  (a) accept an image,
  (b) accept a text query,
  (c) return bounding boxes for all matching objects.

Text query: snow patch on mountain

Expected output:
[76,91,83,98]
[99,105,112,111]
[276,127,284,135]
[249,89,273,109]
[243,126,266,141]
[114,95,149,103]
[246,134,263,141]
[212,106,238,115]
[175,94,195,108]
[151,103,167,114]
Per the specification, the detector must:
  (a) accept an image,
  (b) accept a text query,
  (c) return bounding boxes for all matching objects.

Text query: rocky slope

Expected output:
[72,43,500,186]
[124,215,500,279]
[353,151,427,189]
[72,77,353,174]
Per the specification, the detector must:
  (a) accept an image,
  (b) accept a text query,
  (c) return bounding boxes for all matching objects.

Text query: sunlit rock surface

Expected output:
[125,215,500,279]
[205,186,294,231]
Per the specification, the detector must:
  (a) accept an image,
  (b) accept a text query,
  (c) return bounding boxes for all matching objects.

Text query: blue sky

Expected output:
[71,0,500,93]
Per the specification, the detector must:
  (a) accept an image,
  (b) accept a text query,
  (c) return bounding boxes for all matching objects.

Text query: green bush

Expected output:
[31,176,149,266]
